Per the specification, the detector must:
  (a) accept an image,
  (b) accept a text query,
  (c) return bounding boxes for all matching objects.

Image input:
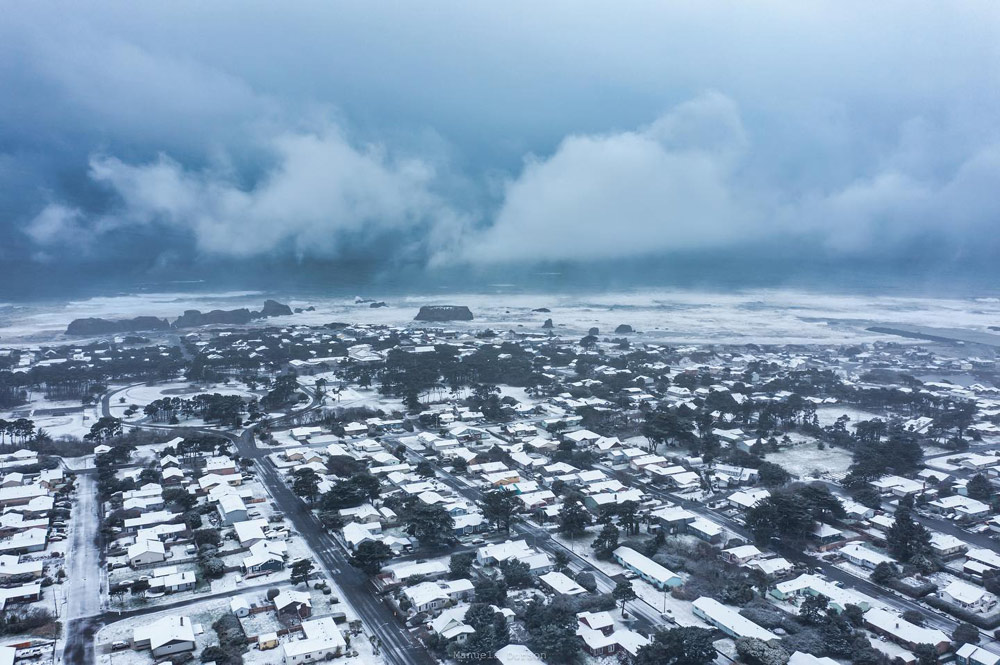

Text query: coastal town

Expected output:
[0,302,999,665]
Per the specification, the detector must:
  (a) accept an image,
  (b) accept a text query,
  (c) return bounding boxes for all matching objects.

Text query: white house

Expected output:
[692,597,777,642]
[956,644,1000,665]
[128,539,166,567]
[133,616,196,658]
[496,645,545,665]
[941,580,998,613]
[281,617,346,664]
[612,547,682,589]
[539,571,586,596]
[839,542,896,570]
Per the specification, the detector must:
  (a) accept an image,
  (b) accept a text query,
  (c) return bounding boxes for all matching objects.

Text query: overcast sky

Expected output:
[2,2,999,293]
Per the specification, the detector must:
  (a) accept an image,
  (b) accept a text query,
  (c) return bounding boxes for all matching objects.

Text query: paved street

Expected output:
[73,385,434,665]
[249,452,436,665]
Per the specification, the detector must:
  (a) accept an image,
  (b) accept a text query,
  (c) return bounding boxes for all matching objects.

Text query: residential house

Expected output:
[612,547,682,590]
[863,608,950,653]
[133,616,196,658]
[692,597,778,642]
[281,617,346,664]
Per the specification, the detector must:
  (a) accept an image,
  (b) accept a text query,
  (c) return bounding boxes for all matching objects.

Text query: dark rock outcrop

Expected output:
[542,318,554,329]
[370,302,388,308]
[589,327,600,336]
[173,308,255,328]
[414,305,474,322]
[68,299,294,333]
[615,324,634,334]
[532,308,551,313]
[66,316,170,336]
[260,299,293,317]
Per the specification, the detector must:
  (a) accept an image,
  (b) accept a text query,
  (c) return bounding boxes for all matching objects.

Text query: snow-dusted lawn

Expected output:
[814,406,884,428]
[330,388,404,413]
[95,596,228,665]
[0,396,103,439]
[297,370,340,387]
[107,380,260,423]
[766,443,853,480]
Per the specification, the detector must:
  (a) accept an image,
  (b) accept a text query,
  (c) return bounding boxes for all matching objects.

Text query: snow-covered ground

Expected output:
[0,396,101,440]
[814,406,885,428]
[106,380,260,422]
[329,387,404,413]
[766,442,853,480]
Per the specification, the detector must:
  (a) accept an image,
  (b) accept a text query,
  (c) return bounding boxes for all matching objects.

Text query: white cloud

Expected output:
[41,128,468,260]
[452,93,1000,265]
[25,204,87,246]
[452,93,762,263]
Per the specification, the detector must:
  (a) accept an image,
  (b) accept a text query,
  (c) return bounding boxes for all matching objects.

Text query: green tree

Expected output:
[757,462,791,488]
[966,474,992,503]
[558,496,592,538]
[952,622,980,645]
[798,594,829,624]
[617,500,641,536]
[291,468,321,503]
[402,501,455,546]
[592,522,620,560]
[474,576,507,605]
[85,416,123,442]
[613,579,637,616]
[636,627,717,665]
[870,561,897,585]
[500,559,533,589]
[886,503,931,564]
[290,559,314,585]
[481,489,519,534]
[192,528,221,548]
[852,485,883,510]
[350,540,393,576]
[642,407,695,452]
[451,605,510,663]
[735,637,790,665]
[913,644,939,665]
[449,552,474,579]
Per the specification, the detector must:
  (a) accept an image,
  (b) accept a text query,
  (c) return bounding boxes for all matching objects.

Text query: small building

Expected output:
[133,616,196,658]
[839,542,896,570]
[539,571,586,596]
[687,517,723,544]
[956,644,1000,665]
[771,574,877,612]
[722,544,761,565]
[281,617,346,664]
[274,589,312,619]
[692,597,777,642]
[940,580,998,614]
[863,608,950,654]
[217,494,248,526]
[612,547,682,590]
[496,645,546,665]
[128,539,166,567]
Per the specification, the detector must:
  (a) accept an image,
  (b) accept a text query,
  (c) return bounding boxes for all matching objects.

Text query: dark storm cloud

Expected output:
[2,1,1000,283]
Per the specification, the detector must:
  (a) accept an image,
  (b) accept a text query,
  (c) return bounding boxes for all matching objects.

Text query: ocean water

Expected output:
[3,286,1000,347]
